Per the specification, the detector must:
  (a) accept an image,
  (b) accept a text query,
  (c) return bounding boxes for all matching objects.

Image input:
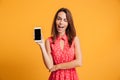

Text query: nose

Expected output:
[60,19,64,24]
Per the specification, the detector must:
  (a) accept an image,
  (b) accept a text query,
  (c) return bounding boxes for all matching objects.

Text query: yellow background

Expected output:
[0,0,120,80]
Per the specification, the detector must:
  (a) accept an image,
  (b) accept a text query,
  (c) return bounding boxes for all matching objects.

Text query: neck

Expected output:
[58,32,65,37]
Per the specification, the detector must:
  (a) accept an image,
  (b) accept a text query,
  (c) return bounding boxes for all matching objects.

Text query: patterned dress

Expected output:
[48,34,79,80]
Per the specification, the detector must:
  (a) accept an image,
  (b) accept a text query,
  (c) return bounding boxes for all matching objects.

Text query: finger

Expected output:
[41,32,44,40]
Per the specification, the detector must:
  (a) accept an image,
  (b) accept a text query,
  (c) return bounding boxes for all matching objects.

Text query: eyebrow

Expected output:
[57,16,67,20]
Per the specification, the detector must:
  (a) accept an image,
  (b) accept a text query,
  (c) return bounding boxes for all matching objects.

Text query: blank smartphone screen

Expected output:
[35,29,41,40]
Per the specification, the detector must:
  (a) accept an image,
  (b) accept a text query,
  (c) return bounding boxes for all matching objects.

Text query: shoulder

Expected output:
[45,37,53,45]
[45,37,52,48]
[46,37,52,42]
[45,37,52,53]
[74,36,80,43]
[73,36,80,46]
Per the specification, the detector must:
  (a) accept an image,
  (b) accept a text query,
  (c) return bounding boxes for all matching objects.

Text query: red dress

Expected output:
[48,34,79,80]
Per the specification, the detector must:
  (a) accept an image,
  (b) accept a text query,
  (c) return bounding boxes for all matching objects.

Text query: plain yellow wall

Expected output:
[0,0,120,80]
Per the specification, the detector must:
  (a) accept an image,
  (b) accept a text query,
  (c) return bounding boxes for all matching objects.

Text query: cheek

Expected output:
[65,23,68,28]
[56,20,59,25]
[56,19,60,23]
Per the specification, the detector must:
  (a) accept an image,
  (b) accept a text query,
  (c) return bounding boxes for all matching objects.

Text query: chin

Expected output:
[57,30,62,33]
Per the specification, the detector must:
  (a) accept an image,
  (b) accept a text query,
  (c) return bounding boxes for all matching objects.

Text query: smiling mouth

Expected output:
[58,25,64,28]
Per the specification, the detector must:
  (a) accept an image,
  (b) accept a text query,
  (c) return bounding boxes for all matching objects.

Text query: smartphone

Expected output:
[34,27,42,42]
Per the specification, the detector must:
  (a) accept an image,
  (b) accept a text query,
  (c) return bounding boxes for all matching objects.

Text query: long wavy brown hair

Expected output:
[51,8,76,47]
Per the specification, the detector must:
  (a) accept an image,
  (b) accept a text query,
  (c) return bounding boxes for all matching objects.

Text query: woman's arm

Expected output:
[50,36,82,72]
[37,38,53,70]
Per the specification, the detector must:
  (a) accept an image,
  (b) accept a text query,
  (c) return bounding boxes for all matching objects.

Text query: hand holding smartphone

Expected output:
[34,27,42,42]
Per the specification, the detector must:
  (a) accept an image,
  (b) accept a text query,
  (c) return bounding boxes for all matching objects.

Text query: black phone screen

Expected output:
[35,29,41,40]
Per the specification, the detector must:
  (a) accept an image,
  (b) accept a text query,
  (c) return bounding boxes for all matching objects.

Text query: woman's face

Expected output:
[56,11,68,35]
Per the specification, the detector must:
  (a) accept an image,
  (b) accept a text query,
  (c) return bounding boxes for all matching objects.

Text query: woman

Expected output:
[37,8,82,80]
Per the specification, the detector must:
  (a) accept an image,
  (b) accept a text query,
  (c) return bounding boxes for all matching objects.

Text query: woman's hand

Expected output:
[49,65,57,72]
[49,65,60,72]
[36,39,44,46]
[35,35,45,47]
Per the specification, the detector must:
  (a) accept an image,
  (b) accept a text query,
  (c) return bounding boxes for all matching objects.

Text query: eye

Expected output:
[56,16,61,20]
[64,19,68,22]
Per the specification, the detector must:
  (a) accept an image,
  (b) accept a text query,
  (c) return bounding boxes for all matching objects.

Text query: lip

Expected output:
[58,25,64,28]
[57,25,64,32]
